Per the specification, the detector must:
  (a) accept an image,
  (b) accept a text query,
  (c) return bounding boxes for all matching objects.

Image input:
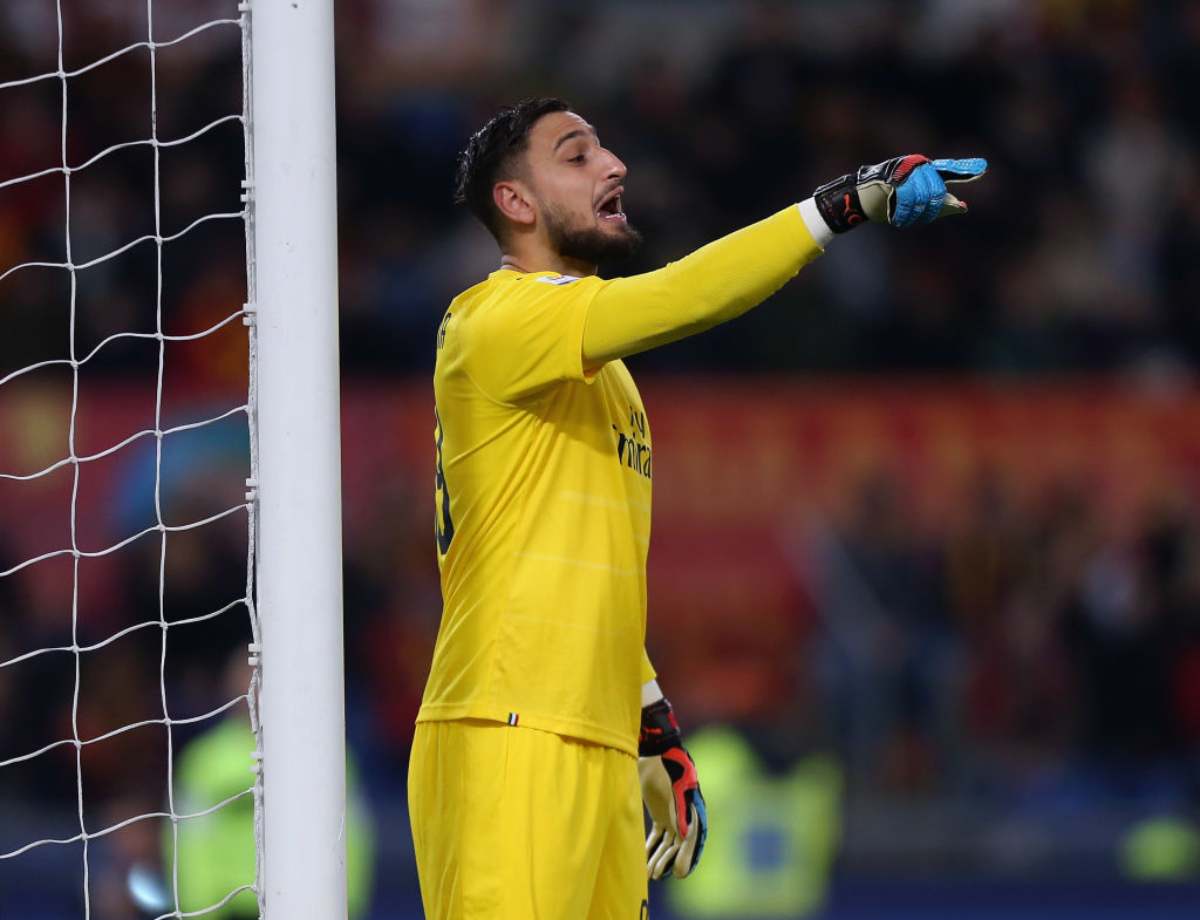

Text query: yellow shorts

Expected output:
[408,719,648,919]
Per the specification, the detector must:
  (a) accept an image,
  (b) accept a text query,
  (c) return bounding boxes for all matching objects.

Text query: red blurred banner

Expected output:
[6,378,1200,720]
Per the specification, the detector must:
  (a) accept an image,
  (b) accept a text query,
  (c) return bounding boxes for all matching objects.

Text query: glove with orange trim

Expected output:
[638,698,707,880]
[813,155,988,232]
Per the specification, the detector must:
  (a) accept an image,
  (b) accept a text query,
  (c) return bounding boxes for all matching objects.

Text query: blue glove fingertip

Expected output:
[932,156,988,177]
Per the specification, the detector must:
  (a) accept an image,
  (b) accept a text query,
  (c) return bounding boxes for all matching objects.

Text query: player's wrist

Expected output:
[641,678,664,707]
[812,170,872,234]
[797,198,835,248]
[639,697,682,757]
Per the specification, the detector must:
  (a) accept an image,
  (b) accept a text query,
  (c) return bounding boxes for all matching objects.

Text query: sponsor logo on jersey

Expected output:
[612,406,652,480]
[434,406,455,554]
[535,274,582,286]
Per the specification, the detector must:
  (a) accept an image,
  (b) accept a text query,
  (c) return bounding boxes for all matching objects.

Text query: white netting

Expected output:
[0,2,261,917]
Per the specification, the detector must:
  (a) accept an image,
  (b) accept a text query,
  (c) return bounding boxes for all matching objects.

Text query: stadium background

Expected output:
[3,0,1200,917]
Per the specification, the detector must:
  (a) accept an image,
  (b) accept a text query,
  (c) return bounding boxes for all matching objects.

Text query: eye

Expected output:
[568,153,586,164]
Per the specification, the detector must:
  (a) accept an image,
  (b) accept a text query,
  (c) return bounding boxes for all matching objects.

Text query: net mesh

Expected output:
[0,2,261,917]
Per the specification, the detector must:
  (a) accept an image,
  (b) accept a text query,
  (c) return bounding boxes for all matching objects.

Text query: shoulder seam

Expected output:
[456,272,601,406]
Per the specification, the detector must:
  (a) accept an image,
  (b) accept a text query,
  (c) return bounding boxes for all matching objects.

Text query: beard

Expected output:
[542,203,643,267]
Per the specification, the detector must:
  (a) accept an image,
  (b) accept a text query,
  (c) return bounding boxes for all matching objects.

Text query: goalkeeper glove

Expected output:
[813,155,988,232]
[638,698,707,880]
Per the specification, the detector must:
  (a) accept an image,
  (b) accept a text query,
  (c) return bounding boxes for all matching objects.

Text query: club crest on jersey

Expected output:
[612,407,652,480]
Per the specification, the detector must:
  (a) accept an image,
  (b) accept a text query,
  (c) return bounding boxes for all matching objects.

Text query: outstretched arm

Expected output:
[583,204,823,368]
[581,155,987,369]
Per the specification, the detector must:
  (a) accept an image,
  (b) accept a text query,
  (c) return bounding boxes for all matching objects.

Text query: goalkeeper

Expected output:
[410,97,986,919]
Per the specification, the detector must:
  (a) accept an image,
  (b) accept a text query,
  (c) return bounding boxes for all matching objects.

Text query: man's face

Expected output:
[518,110,642,265]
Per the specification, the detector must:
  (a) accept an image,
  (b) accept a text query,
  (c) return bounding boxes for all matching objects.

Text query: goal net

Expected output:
[0,2,347,918]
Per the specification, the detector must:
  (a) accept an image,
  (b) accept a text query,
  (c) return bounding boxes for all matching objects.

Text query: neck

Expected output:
[499,248,597,278]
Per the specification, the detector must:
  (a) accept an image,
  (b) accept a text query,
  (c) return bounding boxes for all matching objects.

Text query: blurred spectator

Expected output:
[2,1,1199,377]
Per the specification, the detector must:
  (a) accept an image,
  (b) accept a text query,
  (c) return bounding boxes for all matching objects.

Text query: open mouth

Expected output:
[596,188,626,222]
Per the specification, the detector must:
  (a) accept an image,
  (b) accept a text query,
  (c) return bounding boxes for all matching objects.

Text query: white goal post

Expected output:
[249,1,349,918]
[0,0,349,915]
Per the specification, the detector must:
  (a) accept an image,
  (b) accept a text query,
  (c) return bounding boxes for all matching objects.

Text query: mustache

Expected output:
[543,205,643,265]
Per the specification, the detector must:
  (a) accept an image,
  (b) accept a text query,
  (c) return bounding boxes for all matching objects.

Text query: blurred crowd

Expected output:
[4,0,1200,911]
[333,0,1200,376]
[3,1,1199,380]
[823,468,1200,808]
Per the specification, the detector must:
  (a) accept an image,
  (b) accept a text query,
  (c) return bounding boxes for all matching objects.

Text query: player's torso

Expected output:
[433,285,653,581]
[421,275,653,750]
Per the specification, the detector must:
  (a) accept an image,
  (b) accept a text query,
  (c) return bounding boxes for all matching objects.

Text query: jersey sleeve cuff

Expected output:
[798,197,835,249]
[641,678,664,707]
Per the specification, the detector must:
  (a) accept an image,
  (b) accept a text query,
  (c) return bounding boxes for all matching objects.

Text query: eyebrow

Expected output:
[553,126,597,152]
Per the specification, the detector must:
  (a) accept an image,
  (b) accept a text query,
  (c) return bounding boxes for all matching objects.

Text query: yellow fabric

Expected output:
[582,204,823,365]
[640,646,656,685]
[422,268,656,754]
[421,203,820,755]
[409,720,647,920]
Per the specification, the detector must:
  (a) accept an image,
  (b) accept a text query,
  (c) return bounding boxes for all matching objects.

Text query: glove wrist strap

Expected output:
[639,698,682,756]
[812,173,868,234]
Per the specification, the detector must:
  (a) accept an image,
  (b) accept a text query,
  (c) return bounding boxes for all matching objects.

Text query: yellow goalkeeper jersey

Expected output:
[419,269,657,755]
[418,205,823,755]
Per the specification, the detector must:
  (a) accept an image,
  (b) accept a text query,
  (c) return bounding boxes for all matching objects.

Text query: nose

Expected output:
[603,148,627,181]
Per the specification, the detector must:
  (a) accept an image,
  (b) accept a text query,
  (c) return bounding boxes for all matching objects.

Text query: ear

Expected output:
[493,179,536,229]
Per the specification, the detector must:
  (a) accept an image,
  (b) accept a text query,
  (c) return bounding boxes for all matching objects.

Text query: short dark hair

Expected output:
[454,97,571,241]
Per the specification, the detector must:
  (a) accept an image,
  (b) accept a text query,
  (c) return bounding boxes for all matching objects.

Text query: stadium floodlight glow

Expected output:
[0,1,348,917]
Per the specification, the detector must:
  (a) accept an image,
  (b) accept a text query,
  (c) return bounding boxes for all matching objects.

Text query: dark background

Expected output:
[3,1,1200,917]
